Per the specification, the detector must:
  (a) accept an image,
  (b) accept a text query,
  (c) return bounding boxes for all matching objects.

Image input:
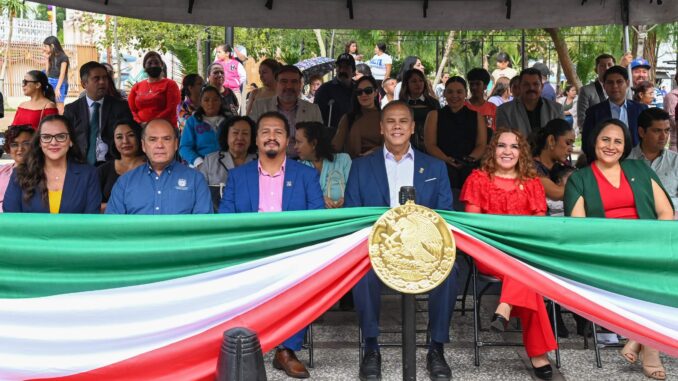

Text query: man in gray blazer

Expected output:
[249,65,323,156]
[495,68,563,137]
[576,53,616,131]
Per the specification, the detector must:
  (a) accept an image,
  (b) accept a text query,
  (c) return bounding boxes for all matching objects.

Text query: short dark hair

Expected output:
[109,120,142,159]
[260,59,282,75]
[381,100,414,120]
[519,68,542,80]
[295,121,336,162]
[3,124,34,152]
[595,53,616,66]
[275,65,303,80]
[218,116,256,154]
[445,76,467,90]
[603,65,629,82]
[586,119,633,164]
[638,108,670,130]
[257,111,290,137]
[467,68,491,86]
[376,42,387,53]
[79,61,107,82]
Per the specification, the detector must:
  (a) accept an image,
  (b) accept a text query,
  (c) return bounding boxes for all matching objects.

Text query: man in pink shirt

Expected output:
[218,111,324,378]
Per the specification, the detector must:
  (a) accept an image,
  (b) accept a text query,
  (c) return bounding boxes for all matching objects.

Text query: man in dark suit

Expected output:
[576,53,616,132]
[219,111,323,379]
[582,65,648,158]
[345,100,458,381]
[63,61,133,165]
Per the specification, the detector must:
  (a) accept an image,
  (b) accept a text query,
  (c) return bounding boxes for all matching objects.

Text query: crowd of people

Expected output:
[1,36,677,381]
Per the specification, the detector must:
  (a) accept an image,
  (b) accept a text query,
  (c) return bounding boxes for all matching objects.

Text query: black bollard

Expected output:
[215,327,267,381]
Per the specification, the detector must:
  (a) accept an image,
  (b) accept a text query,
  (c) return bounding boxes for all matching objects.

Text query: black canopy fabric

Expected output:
[36,0,678,30]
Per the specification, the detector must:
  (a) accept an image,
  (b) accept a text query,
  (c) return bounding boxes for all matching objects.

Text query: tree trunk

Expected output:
[634,25,648,59]
[105,16,112,64]
[544,28,582,90]
[196,36,204,78]
[313,29,326,57]
[433,31,455,88]
[643,29,657,82]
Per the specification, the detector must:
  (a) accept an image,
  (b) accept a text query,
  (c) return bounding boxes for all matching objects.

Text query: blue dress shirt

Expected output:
[610,100,628,127]
[106,161,212,215]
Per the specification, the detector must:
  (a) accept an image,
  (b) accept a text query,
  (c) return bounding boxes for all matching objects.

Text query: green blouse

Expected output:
[564,159,672,219]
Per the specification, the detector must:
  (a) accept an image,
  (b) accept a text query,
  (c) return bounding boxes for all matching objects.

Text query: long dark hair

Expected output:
[193,85,229,121]
[16,115,84,203]
[397,56,420,82]
[399,69,438,107]
[585,119,632,165]
[296,121,336,162]
[43,36,67,72]
[531,118,574,157]
[490,77,509,98]
[344,40,358,55]
[346,76,380,130]
[181,74,202,99]
[109,120,143,159]
[27,70,56,103]
[218,116,256,154]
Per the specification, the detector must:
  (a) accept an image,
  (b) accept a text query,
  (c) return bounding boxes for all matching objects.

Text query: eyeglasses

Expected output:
[9,142,31,149]
[354,87,375,96]
[39,133,69,143]
[22,80,39,86]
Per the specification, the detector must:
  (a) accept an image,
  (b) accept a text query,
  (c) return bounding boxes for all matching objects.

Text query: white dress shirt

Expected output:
[383,144,415,207]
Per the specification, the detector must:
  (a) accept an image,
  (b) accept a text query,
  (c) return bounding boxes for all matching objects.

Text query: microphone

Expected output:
[399,186,416,206]
[327,99,335,128]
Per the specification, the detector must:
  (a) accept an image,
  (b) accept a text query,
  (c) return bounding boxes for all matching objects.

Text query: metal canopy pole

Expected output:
[225,26,234,47]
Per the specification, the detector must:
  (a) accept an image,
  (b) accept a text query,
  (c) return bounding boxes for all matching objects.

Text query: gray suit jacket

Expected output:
[495,98,563,136]
[576,81,604,129]
[249,96,323,126]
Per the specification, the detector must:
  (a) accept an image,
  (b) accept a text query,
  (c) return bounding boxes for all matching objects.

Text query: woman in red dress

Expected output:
[128,52,181,127]
[12,70,58,130]
[460,128,557,380]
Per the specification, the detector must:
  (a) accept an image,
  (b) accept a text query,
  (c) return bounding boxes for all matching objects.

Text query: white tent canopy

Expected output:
[34,0,678,30]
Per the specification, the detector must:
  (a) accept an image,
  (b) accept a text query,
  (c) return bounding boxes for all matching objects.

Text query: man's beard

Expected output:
[265,149,279,158]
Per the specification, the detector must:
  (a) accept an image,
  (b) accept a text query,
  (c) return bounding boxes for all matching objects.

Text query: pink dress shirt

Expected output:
[0,164,15,213]
[258,159,285,212]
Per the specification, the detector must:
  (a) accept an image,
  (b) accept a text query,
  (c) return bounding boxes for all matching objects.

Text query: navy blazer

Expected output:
[344,147,453,210]
[218,158,324,213]
[3,161,101,213]
[582,99,647,157]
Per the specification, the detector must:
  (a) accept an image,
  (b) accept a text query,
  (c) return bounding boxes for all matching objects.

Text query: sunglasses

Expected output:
[22,80,39,86]
[354,87,375,96]
[40,133,69,143]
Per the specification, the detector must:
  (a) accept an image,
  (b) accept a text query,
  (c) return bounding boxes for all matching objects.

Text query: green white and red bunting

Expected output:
[0,208,676,380]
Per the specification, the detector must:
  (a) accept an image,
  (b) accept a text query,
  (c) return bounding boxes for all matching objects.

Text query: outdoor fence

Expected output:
[0,42,98,98]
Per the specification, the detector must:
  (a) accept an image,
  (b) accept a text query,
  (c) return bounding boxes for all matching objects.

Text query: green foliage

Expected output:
[33,4,65,40]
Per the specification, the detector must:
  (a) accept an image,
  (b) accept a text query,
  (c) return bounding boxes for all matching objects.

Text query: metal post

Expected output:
[114,16,121,89]
[402,294,416,381]
[398,185,417,381]
[521,29,527,70]
[205,31,212,75]
[225,26,234,47]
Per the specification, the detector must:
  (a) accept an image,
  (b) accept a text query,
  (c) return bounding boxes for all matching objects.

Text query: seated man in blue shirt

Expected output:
[106,118,212,215]
[344,100,459,381]
[219,111,324,379]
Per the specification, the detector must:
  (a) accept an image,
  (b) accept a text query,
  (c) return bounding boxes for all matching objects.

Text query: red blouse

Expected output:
[591,163,639,219]
[128,78,181,127]
[12,107,59,130]
[460,169,547,216]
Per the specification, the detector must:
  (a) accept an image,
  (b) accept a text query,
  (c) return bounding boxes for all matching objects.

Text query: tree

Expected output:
[544,28,582,90]
[0,0,28,93]
[433,31,455,88]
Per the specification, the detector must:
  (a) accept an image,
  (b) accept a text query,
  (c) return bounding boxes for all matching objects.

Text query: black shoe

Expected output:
[426,348,451,381]
[359,350,381,381]
[490,313,509,333]
[339,292,354,311]
[532,363,553,380]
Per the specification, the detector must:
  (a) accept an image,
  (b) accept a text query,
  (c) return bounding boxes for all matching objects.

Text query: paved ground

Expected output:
[259,294,676,380]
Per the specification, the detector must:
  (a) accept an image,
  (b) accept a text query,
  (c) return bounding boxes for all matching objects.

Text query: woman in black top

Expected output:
[398,69,439,151]
[43,36,69,114]
[97,121,145,211]
[425,76,486,194]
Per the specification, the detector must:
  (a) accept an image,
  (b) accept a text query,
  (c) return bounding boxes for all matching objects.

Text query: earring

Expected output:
[69,143,73,147]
